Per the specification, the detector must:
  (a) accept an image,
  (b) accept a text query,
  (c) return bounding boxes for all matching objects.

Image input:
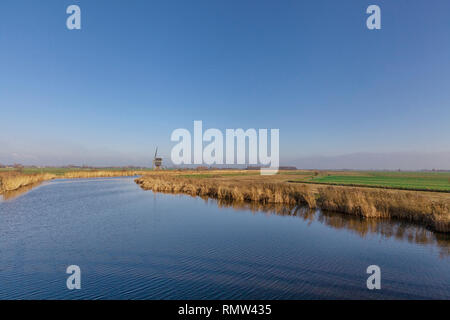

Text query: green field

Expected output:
[293,171,450,192]
[170,170,450,192]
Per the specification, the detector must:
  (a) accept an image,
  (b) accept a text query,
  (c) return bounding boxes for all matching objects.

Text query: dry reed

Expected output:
[0,172,56,193]
[62,170,145,179]
[0,170,146,194]
[136,174,450,233]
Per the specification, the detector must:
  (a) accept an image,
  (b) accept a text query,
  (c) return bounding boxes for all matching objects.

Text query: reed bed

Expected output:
[202,198,450,257]
[62,170,146,179]
[0,170,146,194]
[136,174,450,233]
[0,172,56,193]
[316,186,450,232]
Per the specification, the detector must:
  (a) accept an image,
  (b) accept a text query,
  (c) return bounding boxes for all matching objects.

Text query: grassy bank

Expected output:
[0,172,56,193]
[2,169,449,232]
[0,167,153,176]
[135,169,450,192]
[62,170,146,179]
[135,171,450,233]
[0,170,149,195]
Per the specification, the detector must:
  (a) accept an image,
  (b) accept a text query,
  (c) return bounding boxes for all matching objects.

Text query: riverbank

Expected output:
[0,172,55,193]
[0,170,147,194]
[2,169,449,233]
[135,171,450,233]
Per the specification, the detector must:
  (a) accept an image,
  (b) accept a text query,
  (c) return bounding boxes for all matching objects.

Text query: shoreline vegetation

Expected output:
[205,199,450,257]
[1,168,449,233]
[0,170,148,194]
[135,170,450,233]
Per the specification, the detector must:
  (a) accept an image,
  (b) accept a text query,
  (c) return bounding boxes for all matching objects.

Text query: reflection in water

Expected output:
[0,178,135,201]
[2,182,449,258]
[205,197,450,258]
[1,177,449,299]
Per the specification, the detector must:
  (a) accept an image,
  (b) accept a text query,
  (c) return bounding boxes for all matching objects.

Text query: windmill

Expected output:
[152,147,163,170]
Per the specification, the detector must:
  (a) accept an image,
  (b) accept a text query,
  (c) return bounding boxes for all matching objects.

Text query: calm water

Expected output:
[0,177,449,299]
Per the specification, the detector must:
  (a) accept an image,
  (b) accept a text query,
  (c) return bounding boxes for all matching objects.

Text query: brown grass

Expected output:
[135,172,450,233]
[316,186,450,232]
[0,170,146,195]
[2,169,449,233]
[0,172,56,193]
[202,198,450,257]
[62,170,145,179]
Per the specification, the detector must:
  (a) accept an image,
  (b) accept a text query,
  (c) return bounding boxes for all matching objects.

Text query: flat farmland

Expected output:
[294,171,450,192]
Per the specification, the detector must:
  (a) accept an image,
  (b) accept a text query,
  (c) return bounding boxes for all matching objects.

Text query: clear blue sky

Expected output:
[1,0,449,169]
